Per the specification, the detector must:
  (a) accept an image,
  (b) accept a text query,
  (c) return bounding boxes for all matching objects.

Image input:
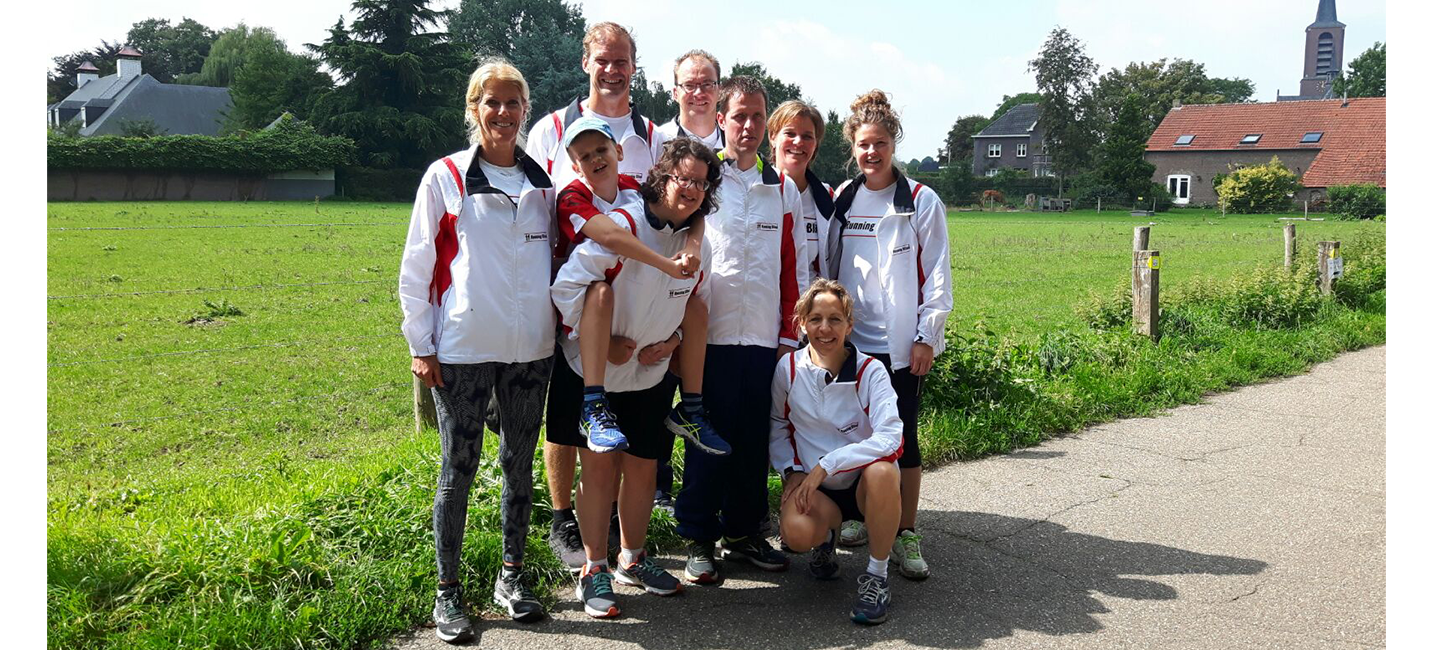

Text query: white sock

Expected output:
[585,558,609,574]
[620,546,644,567]
[867,555,888,578]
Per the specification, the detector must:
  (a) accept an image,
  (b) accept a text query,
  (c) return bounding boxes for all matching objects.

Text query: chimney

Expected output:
[76,61,99,88]
[116,46,143,79]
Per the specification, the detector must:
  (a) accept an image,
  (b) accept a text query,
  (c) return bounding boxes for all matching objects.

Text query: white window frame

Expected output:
[1167,174,1191,205]
[987,143,1002,158]
[1016,143,1027,158]
[985,168,1000,177]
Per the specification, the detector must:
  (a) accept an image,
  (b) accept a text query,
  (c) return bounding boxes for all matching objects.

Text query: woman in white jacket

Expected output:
[772,279,904,625]
[817,90,953,580]
[767,99,834,278]
[398,60,555,644]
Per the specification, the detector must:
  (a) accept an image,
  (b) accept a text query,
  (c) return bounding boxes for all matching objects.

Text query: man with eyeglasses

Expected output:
[658,50,724,149]
[673,75,807,585]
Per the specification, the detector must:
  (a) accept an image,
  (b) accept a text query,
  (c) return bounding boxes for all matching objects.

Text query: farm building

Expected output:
[971,103,1054,178]
[1144,96,1384,206]
[47,46,232,136]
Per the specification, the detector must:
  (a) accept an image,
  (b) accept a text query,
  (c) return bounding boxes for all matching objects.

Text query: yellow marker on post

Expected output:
[1148,254,1161,270]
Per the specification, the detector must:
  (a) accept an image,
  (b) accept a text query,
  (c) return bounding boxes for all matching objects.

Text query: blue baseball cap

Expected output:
[562,116,617,150]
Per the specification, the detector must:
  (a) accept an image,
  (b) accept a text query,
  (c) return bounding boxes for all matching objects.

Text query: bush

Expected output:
[338,166,425,202]
[47,117,356,174]
[1138,181,1174,213]
[1327,183,1386,220]
[1216,156,1300,214]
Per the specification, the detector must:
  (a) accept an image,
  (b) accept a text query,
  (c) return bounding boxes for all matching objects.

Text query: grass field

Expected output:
[47,201,1385,648]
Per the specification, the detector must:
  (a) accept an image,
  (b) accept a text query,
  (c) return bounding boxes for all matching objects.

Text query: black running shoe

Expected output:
[493,566,544,622]
[576,565,621,618]
[808,533,840,580]
[548,515,585,574]
[851,572,891,625]
[615,551,683,596]
[433,584,474,644]
[720,535,790,572]
[684,541,719,584]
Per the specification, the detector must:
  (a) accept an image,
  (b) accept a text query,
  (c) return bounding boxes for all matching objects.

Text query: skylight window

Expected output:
[1175,134,1195,146]
[1300,132,1323,143]
[1239,134,1262,144]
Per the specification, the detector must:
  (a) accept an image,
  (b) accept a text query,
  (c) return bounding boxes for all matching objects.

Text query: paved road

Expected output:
[390,346,1385,650]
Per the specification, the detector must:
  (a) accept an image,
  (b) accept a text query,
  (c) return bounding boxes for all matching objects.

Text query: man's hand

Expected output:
[910,341,935,376]
[637,334,679,366]
[412,355,444,388]
[608,336,637,365]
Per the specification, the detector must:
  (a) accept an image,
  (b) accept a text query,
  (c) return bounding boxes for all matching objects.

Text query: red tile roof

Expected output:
[1147,97,1385,188]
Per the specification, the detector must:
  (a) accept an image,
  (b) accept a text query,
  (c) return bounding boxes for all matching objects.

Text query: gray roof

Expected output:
[975,103,1040,137]
[53,73,232,137]
[1310,0,1345,28]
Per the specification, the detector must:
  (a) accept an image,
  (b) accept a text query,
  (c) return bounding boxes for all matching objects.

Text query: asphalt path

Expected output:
[389,345,1385,649]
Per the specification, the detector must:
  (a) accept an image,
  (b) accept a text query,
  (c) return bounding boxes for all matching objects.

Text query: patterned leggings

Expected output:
[432,357,552,583]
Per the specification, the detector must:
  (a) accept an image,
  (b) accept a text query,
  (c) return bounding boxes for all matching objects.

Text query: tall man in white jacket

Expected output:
[674,76,808,583]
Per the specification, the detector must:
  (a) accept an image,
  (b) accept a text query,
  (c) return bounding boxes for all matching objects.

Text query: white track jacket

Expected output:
[705,156,808,349]
[525,98,667,189]
[770,345,904,490]
[818,170,952,369]
[398,146,557,364]
[551,203,709,392]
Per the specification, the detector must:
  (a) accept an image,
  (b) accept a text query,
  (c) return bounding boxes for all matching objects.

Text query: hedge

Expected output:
[47,118,356,175]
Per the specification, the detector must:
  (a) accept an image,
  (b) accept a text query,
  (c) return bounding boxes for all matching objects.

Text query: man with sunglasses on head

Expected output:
[658,50,724,150]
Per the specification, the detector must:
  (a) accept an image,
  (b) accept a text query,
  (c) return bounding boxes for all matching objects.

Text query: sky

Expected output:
[40,0,1385,160]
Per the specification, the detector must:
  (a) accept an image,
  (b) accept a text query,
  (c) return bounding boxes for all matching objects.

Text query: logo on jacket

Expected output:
[805,220,818,234]
[838,421,860,434]
[892,243,912,254]
[756,222,779,232]
[668,287,692,299]
[525,232,548,243]
[844,221,877,233]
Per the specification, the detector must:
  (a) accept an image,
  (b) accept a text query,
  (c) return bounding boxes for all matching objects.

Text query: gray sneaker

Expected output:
[575,565,621,618]
[684,541,719,584]
[840,520,868,547]
[890,530,931,580]
[493,566,544,622]
[433,584,474,644]
[615,551,683,595]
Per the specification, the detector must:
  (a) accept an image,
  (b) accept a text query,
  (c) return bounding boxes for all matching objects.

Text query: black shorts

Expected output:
[818,480,865,522]
[545,356,675,461]
[866,353,924,469]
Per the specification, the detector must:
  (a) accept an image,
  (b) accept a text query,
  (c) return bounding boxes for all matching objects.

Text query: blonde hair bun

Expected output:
[849,89,891,113]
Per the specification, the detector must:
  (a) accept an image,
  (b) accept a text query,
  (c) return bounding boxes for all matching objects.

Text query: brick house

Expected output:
[1144,97,1384,206]
[971,103,1053,178]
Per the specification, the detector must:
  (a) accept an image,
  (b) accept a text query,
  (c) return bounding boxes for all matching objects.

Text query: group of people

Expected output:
[398,21,952,645]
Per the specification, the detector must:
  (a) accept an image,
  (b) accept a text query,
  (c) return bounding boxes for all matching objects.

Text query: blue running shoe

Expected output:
[581,398,628,453]
[665,405,730,456]
[851,572,891,625]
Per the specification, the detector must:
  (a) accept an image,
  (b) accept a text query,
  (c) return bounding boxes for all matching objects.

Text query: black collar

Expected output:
[813,341,860,384]
[804,168,834,218]
[464,146,552,195]
[643,201,698,233]
[832,166,913,220]
[720,152,780,185]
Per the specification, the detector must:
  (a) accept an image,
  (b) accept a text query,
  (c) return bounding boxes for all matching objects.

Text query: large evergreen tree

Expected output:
[1095,93,1156,201]
[449,0,587,117]
[311,0,469,169]
[1029,27,1099,194]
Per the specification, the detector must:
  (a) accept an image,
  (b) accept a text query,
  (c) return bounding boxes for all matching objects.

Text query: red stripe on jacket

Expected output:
[430,158,465,305]
[778,178,799,343]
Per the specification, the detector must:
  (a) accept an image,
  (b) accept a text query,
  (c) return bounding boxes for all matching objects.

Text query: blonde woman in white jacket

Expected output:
[817,90,953,580]
[771,279,904,625]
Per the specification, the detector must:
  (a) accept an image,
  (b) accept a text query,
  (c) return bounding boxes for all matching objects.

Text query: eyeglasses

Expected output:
[667,175,711,191]
[678,81,717,94]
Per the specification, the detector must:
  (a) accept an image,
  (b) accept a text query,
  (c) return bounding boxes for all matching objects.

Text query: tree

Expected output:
[1094,59,1254,136]
[918,156,939,172]
[179,24,288,87]
[940,114,989,166]
[449,0,587,117]
[228,46,334,130]
[48,42,122,105]
[728,62,803,110]
[310,0,470,169]
[629,68,677,125]
[1094,93,1156,202]
[1029,27,1099,194]
[810,110,850,186]
[126,17,217,83]
[1334,42,1385,98]
[991,92,1043,121]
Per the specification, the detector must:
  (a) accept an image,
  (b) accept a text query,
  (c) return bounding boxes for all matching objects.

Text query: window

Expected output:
[1175,134,1195,146]
[1239,134,1262,144]
[985,168,1000,177]
[987,144,1002,158]
[1016,143,1027,158]
[1301,132,1323,143]
[1167,174,1191,204]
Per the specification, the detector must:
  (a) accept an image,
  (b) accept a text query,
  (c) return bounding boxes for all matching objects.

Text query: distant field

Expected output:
[46,201,1384,648]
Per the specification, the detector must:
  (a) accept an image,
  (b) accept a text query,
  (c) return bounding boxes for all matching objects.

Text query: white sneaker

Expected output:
[890,530,930,580]
[839,520,868,547]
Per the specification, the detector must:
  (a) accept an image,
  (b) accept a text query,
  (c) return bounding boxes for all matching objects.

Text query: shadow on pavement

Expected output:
[452,509,1266,649]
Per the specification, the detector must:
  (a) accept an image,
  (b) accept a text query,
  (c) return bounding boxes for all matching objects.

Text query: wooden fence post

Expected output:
[1283,223,1296,268]
[1133,250,1160,341]
[1133,226,1150,252]
[1317,241,1340,295]
[414,376,439,433]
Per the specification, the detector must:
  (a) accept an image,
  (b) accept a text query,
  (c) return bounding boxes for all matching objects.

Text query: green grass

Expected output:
[47,202,1385,648]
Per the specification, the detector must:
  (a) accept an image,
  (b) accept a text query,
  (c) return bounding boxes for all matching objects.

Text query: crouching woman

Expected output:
[769,279,904,625]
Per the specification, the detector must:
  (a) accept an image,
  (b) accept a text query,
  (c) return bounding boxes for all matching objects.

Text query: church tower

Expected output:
[1299,0,1345,98]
